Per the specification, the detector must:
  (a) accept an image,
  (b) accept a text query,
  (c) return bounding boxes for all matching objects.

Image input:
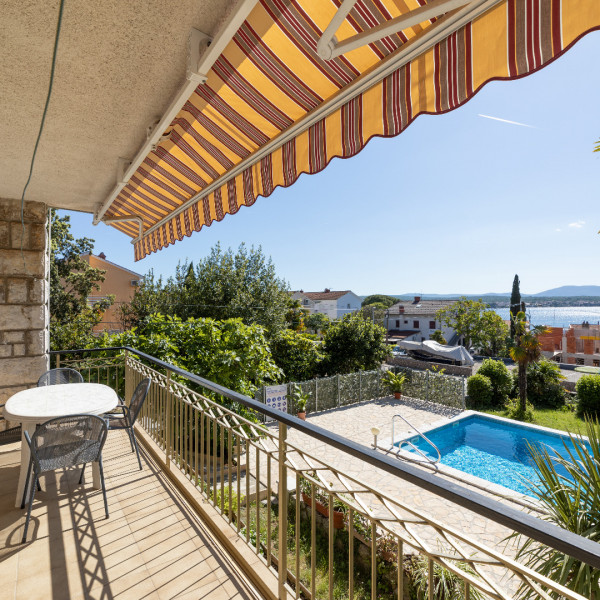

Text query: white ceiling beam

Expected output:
[93,0,260,226]
[317,0,476,61]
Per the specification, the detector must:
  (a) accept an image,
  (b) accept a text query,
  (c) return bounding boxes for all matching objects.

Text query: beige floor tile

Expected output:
[1,431,264,600]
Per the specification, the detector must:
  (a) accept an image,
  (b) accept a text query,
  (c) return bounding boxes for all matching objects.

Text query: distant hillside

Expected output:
[533,285,600,297]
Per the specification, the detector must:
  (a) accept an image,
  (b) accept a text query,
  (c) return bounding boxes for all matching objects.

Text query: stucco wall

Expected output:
[84,254,140,332]
[0,198,49,426]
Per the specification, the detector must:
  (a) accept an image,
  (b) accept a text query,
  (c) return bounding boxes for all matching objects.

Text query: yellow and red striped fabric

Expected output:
[102,0,600,260]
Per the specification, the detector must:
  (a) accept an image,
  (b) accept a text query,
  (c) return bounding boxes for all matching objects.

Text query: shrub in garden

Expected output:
[504,397,535,422]
[526,359,566,408]
[466,374,493,409]
[576,374,600,417]
[477,359,512,407]
[269,329,324,381]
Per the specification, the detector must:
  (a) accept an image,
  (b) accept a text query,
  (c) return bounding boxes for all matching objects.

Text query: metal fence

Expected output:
[51,347,599,600]
[256,366,466,415]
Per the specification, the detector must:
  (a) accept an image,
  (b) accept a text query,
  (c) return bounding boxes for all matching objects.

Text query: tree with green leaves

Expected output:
[510,274,522,339]
[361,294,397,308]
[430,330,447,345]
[321,313,389,375]
[509,311,548,414]
[269,329,324,381]
[304,312,331,334]
[119,243,290,337]
[50,210,112,324]
[436,297,508,354]
[49,211,114,349]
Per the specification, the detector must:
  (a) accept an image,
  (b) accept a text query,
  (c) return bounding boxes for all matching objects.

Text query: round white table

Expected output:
[4,383,119,507]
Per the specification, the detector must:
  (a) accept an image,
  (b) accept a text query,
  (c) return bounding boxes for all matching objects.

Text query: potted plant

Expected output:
[300,475,346,529]
[382,370,407,400]
[289,383,309,420]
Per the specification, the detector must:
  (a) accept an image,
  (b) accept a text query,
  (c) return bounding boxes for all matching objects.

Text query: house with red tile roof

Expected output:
[291,289,362,320]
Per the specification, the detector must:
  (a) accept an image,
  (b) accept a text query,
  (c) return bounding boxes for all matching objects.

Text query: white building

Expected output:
[385,297,458,344]
[291,289,362,320]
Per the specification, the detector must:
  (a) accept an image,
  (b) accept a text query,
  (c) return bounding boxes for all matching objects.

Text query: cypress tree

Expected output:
[510,275,521,338]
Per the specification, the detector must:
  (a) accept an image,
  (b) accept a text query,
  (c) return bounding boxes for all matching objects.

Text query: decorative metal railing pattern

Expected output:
[51,348,596,600]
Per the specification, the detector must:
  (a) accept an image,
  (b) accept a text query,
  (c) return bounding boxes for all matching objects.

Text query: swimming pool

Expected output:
[396,413,588,496]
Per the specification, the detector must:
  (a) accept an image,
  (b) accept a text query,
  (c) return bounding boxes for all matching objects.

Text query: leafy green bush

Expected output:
[576,374,600,417]
[101,313,282,399]
[269,329,323,381]
[504,397,535,422]
[430,330,447,345]
[477,359,512,407]
[466,374,493,409]
[321,313,389,375]
[526,359,566,408]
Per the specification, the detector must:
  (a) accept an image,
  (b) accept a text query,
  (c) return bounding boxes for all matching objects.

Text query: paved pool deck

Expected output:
[278,396,525,552]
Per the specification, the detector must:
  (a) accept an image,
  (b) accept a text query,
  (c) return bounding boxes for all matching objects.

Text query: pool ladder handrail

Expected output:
[392,414,441,465]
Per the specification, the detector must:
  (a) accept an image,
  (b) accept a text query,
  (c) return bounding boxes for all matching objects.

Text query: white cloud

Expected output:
[568,221,586,228]
[555,228,561,232]
[477,114,535,128]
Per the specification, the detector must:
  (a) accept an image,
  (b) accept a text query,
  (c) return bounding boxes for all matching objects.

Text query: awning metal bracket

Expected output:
[187,28,212,85]
[102,215,144,241]
[317,0,475,61]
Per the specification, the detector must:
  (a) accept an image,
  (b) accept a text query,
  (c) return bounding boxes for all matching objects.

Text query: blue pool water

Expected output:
[397,415,588,496]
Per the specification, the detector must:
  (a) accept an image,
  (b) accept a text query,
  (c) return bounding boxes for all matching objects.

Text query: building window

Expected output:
[347,303,351,308]
[594,360,600,367]
[429,321,435,329]
[576,358,585,365]
[395,320,400,328]
[413,320,419,329]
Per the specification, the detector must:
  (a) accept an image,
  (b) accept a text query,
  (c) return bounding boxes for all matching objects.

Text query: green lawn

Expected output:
[482,407,586,433]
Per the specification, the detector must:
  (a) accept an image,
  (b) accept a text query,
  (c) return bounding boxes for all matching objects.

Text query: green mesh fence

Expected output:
[256,366,465,416]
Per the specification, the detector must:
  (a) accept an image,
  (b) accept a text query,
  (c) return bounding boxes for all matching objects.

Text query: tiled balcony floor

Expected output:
[0,431,262,600]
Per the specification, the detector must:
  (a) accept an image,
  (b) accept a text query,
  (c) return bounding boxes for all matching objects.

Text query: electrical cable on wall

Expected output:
[19,0,66,268]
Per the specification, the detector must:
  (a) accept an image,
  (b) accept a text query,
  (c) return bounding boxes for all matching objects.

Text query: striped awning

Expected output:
[98,0,600,260]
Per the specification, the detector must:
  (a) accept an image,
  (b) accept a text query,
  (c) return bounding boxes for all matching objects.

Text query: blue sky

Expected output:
[62,32,600,296]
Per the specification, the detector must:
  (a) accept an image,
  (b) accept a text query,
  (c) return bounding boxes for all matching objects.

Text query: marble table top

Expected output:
[4,383,118,424]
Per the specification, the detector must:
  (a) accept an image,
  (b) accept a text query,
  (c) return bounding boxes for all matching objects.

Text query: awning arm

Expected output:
[92,0,260,227]
[317,0,476,60]
[102,215,144,240]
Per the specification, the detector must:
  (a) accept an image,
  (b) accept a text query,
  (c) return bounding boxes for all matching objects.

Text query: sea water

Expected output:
[494,306,600,328]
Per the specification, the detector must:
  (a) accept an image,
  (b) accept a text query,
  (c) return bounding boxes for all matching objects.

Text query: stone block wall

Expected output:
[0,198,49,426]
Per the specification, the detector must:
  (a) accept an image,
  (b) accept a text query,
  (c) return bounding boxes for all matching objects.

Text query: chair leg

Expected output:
[126,427,135,453]
[130,427,142,470]
[22,474,38,543]
[98,457,109,519]
[78,464,86,485]
[21,459,32,509]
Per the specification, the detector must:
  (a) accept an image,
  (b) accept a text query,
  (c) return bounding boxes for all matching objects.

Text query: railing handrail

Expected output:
[50,345,600,568]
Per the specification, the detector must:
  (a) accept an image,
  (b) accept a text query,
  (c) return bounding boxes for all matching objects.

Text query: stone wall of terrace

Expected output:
[0,198,49,427]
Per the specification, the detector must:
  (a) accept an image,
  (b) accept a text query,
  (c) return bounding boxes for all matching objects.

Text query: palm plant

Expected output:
[513,418,600,599]
[509,312,548,414]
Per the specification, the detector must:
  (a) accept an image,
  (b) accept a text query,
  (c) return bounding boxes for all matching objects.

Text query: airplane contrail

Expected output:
[478,114,535,128]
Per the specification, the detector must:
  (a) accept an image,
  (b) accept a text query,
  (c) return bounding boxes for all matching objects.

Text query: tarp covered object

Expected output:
[397,340,474,366]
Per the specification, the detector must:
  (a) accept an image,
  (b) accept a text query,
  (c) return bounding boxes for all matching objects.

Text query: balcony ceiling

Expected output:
[0,0,235,212]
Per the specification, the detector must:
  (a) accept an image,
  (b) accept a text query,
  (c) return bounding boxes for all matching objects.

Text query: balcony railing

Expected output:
[52,347,600,600]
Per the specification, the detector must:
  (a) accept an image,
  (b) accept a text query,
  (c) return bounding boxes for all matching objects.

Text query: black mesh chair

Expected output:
[37,368,84,387]
[105,378,151,471]
[0,404,21,446]
[21,414,109,543]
